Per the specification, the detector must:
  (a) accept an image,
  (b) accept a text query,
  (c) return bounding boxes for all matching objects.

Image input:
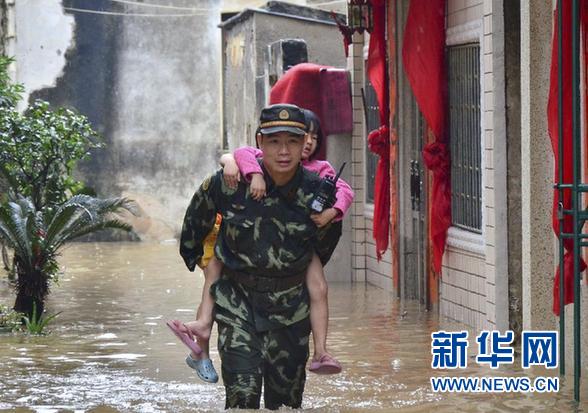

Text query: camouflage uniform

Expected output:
[180,165,341,410]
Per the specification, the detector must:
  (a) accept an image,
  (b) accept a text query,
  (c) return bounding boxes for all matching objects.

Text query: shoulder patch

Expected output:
[201,175,212,191]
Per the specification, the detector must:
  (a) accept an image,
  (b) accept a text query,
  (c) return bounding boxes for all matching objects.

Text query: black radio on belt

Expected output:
[309,162,346,213]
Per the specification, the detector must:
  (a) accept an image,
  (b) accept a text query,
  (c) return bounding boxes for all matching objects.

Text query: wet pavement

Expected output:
[0,242,586,412]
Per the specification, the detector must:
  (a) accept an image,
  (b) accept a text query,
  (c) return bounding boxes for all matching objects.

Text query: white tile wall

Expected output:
[441,0,493,329]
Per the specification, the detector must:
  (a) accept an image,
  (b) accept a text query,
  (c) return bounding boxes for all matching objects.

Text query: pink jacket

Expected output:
[234,146,354,218]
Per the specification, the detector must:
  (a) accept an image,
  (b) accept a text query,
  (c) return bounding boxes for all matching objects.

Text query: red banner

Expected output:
[548,0,588,315]
[367,0,391,261]
[402,0,449,274]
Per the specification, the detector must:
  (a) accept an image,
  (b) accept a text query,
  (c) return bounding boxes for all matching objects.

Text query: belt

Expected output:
[224,267,306,292]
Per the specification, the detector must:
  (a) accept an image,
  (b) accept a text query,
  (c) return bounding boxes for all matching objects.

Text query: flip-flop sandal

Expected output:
[309,354,342,375]
[186,355,219,383]
[165,320,202,356]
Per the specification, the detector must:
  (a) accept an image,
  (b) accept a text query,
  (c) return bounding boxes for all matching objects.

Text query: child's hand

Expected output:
[250,173,266,201]
[222,159,240,189]
[310,207,338,227]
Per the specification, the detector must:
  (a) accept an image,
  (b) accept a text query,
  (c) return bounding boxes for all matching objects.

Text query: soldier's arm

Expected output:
[314,220,343,266]
[179,171,221,271]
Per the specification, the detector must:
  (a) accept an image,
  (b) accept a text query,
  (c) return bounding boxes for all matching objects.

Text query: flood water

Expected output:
[0,242,587,412]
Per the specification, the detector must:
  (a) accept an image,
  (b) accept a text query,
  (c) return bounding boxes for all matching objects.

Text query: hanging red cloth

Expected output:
[402,0,449,274]
[548,0,588,316]
[367,0,390,260]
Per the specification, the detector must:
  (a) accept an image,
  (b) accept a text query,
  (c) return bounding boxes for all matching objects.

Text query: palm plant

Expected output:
[0,195,134,318]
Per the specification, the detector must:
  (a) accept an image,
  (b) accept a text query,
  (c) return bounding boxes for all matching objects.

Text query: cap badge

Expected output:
[278,109,290,120]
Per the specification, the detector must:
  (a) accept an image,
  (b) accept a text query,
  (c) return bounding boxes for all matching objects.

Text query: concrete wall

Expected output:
[15,0,74,107]
[222,16,257,150]
[504,0,522,337]
[1,0,16,78]
[519,0,588,376]
[325,133,353,282]
[11,0,224,241]
[0,0,7,55]
[520,0,555,333]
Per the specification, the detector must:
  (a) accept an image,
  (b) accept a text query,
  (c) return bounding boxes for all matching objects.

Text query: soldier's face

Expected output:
[257,132,304,179]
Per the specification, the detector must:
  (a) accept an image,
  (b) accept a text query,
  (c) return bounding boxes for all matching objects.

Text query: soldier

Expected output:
[179,103,341,409]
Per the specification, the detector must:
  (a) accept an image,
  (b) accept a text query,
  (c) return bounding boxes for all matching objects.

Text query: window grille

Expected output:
[364,79,380,204]
[448,43,482,233]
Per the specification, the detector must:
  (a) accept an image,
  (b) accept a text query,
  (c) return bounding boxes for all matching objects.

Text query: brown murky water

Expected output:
[0,242,586,412]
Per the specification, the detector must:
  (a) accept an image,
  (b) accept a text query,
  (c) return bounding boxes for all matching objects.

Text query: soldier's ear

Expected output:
[256,133,263,149]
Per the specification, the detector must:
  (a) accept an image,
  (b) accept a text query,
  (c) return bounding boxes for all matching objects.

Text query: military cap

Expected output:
[259,104,307,136]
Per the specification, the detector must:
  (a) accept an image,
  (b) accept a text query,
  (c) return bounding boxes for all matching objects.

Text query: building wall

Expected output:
[222,17,257,150]
[222,11,347,151]
[1,0,16,79]
[348,32,394,290]
[350,33,367,284]
[0,0,7,55]
[10,0,225,241]
[438,0,509,331]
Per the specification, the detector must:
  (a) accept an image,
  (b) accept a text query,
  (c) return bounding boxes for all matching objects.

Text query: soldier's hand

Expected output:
[223,159,240,189]
[250,173,266,201]
[311,207,339,227]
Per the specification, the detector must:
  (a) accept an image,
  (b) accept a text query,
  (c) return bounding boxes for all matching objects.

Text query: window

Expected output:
[363,79,380,204]
[448,44,482,233]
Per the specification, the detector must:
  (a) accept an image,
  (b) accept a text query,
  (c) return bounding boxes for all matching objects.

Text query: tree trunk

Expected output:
[13,266,48,320]
[14,292,44,320]
[1,242,9,271]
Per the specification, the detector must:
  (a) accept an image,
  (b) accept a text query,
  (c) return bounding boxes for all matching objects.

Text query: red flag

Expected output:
[366,0,390,260]
[547,1,588,315]
[402,0,449,274]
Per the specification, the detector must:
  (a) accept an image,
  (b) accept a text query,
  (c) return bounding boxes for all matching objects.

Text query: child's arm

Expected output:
[309,161,354,227]
[219,148,266,199]
[233,146,266,200]
[219,153,240,189]
[233,146,263,181]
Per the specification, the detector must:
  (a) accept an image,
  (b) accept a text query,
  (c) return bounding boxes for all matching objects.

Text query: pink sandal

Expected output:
[309,354,342,375]
[165,320,202,356]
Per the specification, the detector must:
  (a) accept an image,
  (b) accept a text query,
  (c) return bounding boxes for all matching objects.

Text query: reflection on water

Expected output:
[0,242,585,412]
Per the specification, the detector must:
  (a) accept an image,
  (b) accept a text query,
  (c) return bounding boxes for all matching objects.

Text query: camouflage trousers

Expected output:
[216,316,311,410]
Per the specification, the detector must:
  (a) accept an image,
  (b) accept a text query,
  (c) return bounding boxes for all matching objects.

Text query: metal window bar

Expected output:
[448,44,482,233]
[364,80,380,204]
